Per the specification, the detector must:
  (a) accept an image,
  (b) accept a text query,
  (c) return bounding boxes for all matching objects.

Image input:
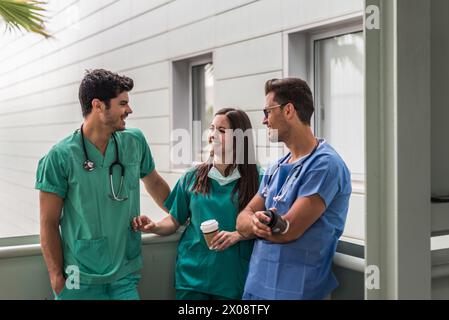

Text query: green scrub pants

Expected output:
[54,273,141,300]
[176,289,233,300]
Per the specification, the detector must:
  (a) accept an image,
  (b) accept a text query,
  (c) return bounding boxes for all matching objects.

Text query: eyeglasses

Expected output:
[263,103,287,118]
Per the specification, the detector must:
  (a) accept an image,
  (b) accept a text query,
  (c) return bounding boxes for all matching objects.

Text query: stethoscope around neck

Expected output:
[262,139,320,206]
[80,124,128,202]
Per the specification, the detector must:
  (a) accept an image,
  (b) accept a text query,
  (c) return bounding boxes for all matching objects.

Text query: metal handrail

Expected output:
[0,232,182,259]
[333,252,365,273]
[2,237,449,279]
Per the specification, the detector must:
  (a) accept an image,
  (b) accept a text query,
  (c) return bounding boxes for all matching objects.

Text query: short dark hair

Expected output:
[79,69,134,117]
[264,78,314,125]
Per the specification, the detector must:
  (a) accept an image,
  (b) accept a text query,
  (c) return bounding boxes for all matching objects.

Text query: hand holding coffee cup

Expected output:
[200,219,219,250]
[211,231,243,251]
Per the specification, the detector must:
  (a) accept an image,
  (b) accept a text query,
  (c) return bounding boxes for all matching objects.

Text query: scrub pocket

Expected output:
[75,237,112,274]
[126,227,142,260]
[263,247,304,296]
[271,245,322,296]
[125,164,140,190]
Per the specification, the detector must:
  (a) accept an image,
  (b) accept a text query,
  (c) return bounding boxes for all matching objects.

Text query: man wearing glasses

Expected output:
[36,69,170,299]
[237,78,351,300]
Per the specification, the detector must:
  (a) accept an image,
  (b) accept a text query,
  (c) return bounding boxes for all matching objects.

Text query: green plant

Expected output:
[0,0,50,38]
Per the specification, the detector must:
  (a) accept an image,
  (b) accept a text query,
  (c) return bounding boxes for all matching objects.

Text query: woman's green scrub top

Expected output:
[35,128,155,284]
[164,168,262,299]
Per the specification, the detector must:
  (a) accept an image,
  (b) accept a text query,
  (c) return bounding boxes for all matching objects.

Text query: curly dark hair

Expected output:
[78,69,134,117]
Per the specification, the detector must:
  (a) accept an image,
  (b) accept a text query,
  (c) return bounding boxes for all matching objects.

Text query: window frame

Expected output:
[189,57,214,164]
[283,16,365,244]
[309,25,365,192]
[170,53,213,171]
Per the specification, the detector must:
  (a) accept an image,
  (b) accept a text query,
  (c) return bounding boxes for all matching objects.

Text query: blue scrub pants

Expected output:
[243,291,332,300]
[54,273,141,300]
[242,291,266,300]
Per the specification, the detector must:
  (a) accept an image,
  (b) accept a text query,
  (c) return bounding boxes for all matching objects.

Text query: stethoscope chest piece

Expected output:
[79,124,128,202]
[83,160,95,171]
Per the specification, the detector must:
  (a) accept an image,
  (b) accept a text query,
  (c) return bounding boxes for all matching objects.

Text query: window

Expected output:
[313,31,365,187]
[191,62,215,163]
[313,29,365,242]
[287,21,365,242]
[172,54,214,168]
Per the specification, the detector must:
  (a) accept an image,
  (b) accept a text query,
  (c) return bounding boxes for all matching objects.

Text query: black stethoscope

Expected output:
[80,124,128,202]
[262,139,320,205]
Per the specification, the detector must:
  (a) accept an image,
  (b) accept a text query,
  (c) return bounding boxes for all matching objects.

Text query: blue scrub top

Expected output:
[244,139,351,300]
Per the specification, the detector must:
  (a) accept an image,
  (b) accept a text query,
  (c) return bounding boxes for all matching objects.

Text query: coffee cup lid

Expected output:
[200,219,219,233]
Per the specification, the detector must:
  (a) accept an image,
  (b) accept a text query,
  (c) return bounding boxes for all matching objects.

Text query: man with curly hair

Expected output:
[36,69,170,300]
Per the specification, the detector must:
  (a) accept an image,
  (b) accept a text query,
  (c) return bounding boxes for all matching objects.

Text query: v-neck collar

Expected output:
[80,132,115,168]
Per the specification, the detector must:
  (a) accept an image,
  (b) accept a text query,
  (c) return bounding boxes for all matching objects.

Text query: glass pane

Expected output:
[315,31,365,241]
[315,32,365,182]
[192,63,214,163]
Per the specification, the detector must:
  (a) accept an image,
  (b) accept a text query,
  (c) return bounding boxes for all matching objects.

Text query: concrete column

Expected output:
[365,0,431,299]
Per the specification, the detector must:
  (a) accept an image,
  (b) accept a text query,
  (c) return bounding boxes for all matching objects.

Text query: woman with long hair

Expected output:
[133,108,262,300]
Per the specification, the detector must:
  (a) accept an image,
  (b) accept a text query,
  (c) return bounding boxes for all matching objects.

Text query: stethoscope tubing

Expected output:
[263,139,320,205]
[80,124,128,201]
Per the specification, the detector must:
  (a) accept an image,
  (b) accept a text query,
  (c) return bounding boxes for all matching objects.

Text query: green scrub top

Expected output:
[164,167,262,299]
[35,128,155,285]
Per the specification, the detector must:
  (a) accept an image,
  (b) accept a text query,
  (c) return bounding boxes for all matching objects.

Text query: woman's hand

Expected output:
[132,215,157,233]
[132,214,179,236]
[210,231,243,251]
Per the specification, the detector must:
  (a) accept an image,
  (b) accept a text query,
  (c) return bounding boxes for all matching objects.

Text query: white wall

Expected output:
[0,0,364,239]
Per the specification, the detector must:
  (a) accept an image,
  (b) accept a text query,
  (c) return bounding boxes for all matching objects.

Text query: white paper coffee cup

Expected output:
[200,219,219,250]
